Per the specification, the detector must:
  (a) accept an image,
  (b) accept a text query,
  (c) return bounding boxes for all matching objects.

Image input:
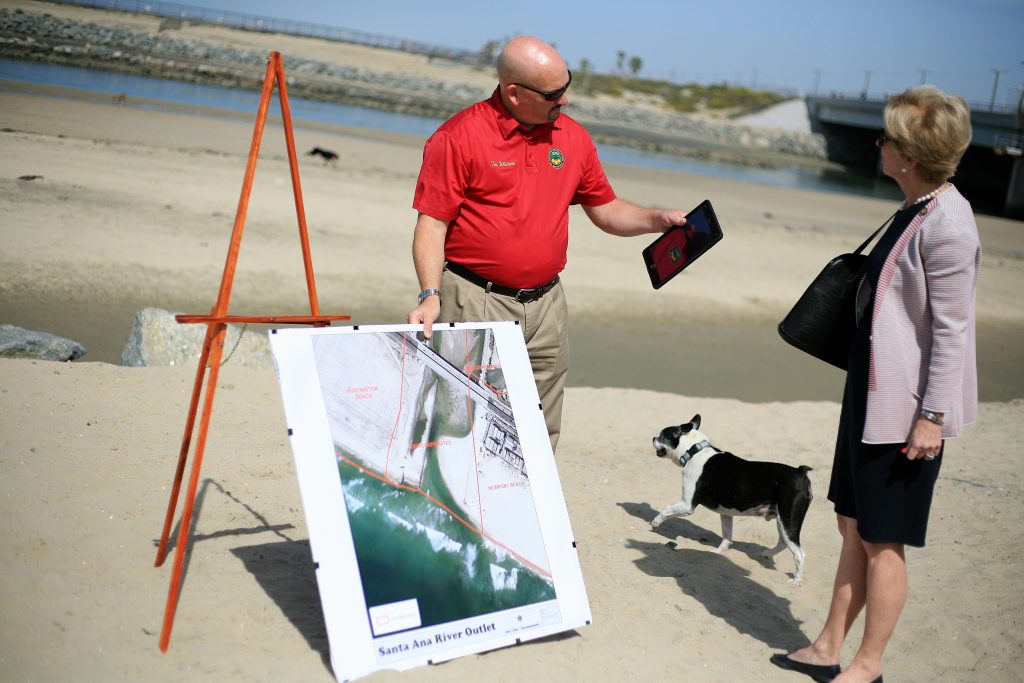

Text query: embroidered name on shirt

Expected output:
[489,160,516,167]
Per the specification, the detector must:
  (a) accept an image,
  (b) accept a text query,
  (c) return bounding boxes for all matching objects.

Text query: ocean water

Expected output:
[0,57,902,200]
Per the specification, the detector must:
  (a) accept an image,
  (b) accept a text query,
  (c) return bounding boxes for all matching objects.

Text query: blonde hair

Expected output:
[884,85,972,183]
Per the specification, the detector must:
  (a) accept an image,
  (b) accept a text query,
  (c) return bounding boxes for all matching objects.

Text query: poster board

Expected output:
[269,322,591,680]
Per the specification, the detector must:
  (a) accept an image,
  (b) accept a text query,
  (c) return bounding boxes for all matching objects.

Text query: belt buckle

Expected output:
[515,288,539,303]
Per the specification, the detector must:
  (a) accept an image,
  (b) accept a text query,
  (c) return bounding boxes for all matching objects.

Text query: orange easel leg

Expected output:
[154,323,217,567]
[159,324,227,651]
[273,55,321,316]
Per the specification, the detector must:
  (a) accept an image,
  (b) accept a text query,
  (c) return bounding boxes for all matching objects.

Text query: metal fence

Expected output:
[51,0,481,63]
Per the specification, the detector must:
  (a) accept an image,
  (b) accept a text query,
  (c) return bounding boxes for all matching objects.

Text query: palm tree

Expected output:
[477,39,501,66]
[616,50,626,74]
[629,55,643,77]
[579,57,593,93]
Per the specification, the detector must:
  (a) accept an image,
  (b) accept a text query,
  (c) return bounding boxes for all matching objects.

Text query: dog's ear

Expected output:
[680,414,700,433]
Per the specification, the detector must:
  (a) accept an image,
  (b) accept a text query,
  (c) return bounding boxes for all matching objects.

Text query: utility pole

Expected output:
[861,70,872,99]
[990,68,1004,111]
[918,68,929,85]
[1019,61,1024,115]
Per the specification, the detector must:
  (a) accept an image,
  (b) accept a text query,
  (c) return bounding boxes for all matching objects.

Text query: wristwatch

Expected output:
[417,288,441,304]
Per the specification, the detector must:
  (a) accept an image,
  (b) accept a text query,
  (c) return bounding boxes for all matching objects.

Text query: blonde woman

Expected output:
[772,86,980,683]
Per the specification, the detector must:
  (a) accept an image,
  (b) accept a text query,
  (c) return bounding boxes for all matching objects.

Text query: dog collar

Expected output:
[679,439,715,466]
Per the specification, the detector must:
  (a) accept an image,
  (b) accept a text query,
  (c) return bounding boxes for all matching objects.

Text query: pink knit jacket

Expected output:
[863,185,980,444]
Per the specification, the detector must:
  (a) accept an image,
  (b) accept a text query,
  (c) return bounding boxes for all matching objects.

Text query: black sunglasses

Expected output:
[514,70,572,101]
[876,129,894,148]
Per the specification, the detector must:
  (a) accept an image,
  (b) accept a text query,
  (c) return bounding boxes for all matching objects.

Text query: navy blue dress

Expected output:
[827,203,943,547]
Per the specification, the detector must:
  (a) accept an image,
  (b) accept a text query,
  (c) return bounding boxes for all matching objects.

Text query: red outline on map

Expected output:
[464,364,508,399]
[338,451,550,578]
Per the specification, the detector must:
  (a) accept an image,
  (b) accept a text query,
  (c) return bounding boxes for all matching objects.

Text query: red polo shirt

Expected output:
[413,89,616,288]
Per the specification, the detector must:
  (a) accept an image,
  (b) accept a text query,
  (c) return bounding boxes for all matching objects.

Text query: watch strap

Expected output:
[417,288,441,304]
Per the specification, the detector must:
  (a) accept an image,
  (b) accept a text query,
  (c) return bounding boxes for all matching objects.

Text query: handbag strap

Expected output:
[851,210,899,325]
[852,210,898,255]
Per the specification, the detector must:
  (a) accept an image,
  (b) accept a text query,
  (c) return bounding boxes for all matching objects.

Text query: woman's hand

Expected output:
[904,417,943,461]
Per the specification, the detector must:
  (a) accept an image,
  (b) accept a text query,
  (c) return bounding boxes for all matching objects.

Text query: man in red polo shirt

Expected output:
[407,35,688,451]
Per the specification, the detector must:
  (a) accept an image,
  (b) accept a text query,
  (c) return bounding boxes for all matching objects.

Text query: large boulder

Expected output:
[0,324,87,361]
[120,308,273,369]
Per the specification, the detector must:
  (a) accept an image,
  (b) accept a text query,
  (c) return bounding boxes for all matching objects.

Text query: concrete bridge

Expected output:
[805,95,1023,219]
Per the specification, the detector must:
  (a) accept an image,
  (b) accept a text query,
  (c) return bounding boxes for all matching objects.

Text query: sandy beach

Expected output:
[2,6,1024,681]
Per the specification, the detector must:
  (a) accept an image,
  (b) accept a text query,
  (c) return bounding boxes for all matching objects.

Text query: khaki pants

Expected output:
[439,270,568,452]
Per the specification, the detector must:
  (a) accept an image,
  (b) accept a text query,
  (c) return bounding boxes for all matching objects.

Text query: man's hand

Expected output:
[407,296,441,339]
[657,209,689,230]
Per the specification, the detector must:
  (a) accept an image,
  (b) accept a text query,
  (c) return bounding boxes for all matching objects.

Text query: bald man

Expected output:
[408,36,688,451]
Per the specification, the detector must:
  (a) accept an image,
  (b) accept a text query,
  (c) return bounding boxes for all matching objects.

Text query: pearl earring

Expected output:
[901,168,907,173]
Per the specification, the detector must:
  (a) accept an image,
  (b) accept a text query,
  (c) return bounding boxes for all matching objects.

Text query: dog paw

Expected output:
[651,515,665,528]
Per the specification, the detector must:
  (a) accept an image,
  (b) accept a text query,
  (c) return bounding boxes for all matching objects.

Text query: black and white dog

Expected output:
[651,414,813,582]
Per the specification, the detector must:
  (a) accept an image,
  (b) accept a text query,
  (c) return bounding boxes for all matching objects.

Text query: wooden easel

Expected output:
[153,51,349,652]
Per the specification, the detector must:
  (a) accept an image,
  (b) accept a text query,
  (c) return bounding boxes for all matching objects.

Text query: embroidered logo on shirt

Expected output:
[548,148,564,169]
[489,160,516,167]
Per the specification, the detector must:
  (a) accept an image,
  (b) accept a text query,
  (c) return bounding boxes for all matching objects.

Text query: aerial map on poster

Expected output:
[269,322,590,681]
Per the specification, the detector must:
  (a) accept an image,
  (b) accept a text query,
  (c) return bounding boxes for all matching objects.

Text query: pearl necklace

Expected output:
[904,182,949,208]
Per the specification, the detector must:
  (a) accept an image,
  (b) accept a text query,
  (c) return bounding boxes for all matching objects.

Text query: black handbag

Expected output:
[777,213,895,370]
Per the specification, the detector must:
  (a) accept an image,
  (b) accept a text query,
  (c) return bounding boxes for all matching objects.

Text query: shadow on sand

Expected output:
[618,501,810,651]
[230,539,332,670]
[153,477,331,670]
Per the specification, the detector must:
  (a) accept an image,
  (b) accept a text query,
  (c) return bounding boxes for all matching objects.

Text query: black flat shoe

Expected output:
[769,653,841,682]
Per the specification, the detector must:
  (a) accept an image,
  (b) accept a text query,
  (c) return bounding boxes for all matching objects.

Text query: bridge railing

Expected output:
[809,89,1022,116]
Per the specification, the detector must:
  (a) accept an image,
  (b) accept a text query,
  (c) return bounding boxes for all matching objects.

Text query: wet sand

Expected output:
[4,292,1022,402]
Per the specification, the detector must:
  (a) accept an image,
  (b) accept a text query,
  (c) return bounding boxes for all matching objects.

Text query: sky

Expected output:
[177,0,1023,107]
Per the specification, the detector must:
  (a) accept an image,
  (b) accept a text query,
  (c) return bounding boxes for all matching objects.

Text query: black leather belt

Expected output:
[445,261,560,304]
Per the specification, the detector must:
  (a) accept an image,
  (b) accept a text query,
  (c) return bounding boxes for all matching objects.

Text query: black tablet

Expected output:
[642,199,724,289]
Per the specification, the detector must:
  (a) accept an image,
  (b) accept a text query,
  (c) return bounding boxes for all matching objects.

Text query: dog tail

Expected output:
[779,483,813,546]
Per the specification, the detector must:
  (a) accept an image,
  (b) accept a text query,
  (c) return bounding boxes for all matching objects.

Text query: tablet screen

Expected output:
[642,199,723,289]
